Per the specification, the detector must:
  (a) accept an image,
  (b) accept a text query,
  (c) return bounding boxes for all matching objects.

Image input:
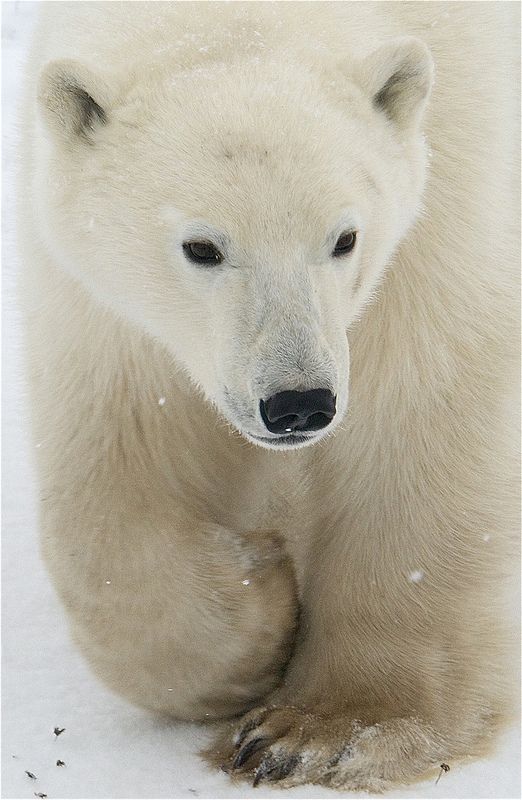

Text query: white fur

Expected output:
[18,2,519,791]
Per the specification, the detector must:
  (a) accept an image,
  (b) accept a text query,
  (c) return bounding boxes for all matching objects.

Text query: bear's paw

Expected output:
[209,705,452,791]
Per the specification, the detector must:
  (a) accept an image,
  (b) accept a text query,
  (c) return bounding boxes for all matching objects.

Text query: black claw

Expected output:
[234,712,267,750]
[232,736,267,770]
[253,754,300,786]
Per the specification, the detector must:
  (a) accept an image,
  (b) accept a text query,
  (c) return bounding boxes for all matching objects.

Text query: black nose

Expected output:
[259,389,336,435]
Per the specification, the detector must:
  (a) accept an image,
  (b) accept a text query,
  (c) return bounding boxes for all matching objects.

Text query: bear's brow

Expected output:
[182,221,230,252]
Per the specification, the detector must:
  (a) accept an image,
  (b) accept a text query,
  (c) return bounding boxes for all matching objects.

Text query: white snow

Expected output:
[1,3,519,798]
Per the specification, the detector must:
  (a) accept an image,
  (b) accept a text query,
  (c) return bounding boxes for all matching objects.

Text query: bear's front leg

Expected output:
[212,508,508,790]
[215,640,500,793]
[42,497,298,721]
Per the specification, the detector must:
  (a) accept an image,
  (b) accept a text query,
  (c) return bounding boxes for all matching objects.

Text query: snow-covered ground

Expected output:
[1,3,520,798]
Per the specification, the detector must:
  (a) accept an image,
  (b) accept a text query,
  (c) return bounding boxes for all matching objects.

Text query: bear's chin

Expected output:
[242,431,326,451]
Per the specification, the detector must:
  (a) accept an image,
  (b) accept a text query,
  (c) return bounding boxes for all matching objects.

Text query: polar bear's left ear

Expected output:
[354,37,434,131]
[37,59,112,145]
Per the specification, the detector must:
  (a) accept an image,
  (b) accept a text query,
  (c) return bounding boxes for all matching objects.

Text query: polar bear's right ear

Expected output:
[37,59,112,145]
[353,37,434,131]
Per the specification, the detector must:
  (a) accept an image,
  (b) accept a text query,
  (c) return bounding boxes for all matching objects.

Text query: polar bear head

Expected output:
[36,38,433,450]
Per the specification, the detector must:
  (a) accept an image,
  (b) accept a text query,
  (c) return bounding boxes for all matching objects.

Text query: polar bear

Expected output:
[19,1,519,792]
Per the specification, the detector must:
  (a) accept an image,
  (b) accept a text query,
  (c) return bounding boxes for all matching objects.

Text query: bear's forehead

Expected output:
[143,60,368,158]
[165,115,375,200]
[150,129,377,250]
[114,73,382,241]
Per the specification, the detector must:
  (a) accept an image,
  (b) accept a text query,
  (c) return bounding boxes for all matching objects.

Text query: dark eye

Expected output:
[332,231,357,257]
[183,241,223,265]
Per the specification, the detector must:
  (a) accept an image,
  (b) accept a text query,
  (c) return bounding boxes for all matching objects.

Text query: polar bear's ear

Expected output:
[354,37,434,130]
[38,59,112,144]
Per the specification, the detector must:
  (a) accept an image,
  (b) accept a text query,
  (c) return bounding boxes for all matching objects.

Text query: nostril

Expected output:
[259,389,336,435]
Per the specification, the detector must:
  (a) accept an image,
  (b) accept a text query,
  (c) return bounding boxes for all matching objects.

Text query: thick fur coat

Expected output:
[19,1,519,791]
